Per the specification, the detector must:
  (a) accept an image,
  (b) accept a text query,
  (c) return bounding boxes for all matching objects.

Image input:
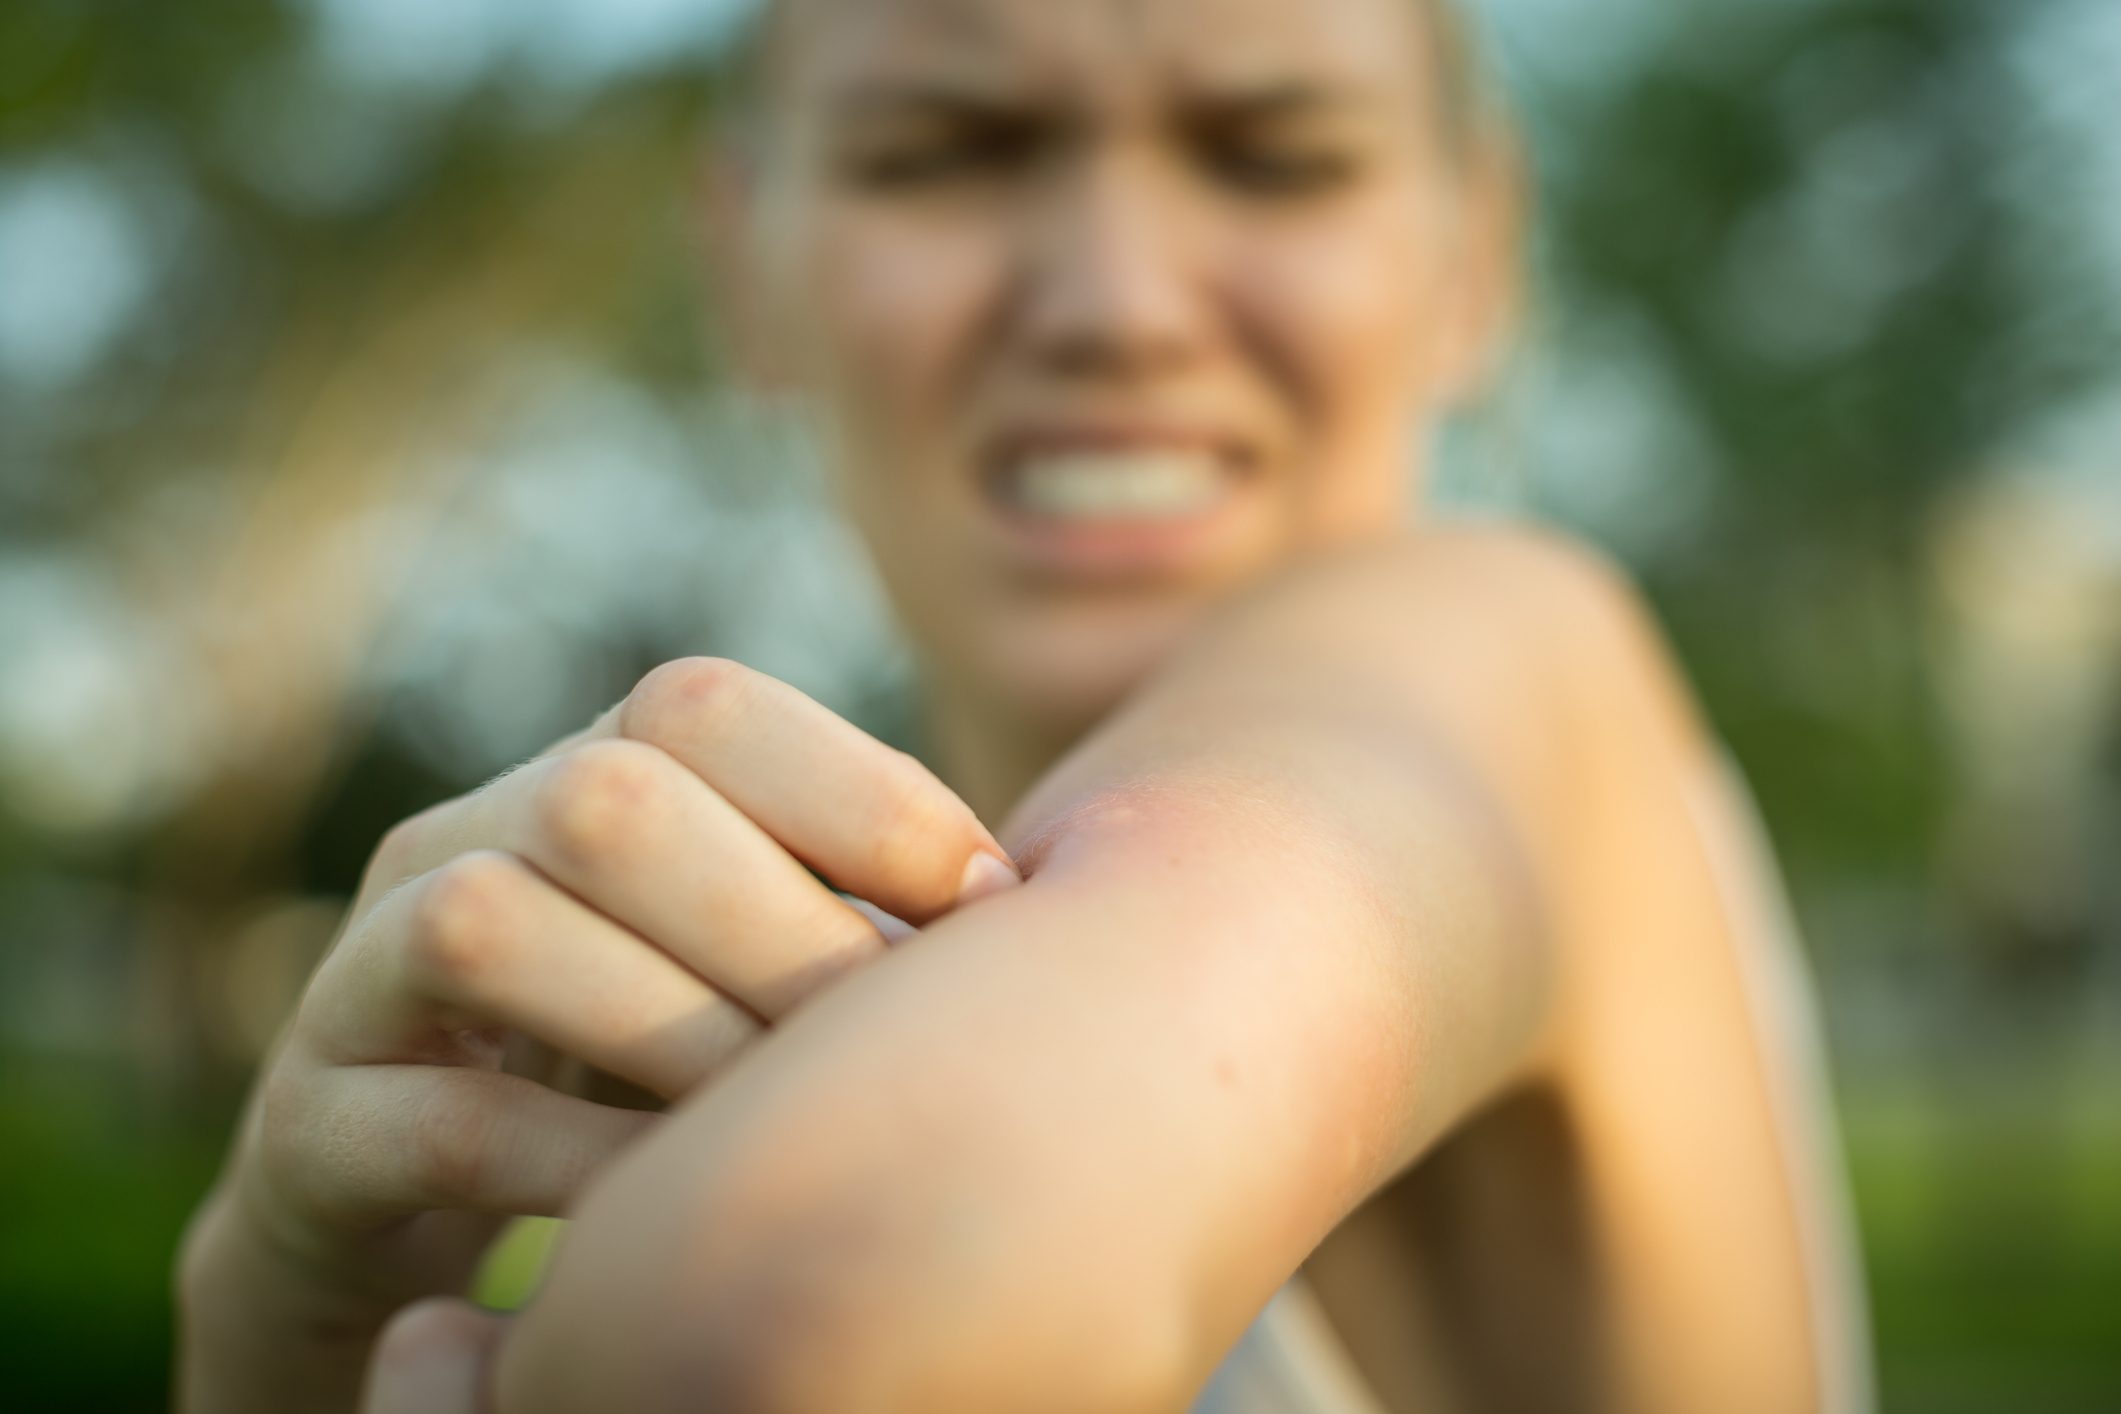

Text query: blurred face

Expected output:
[739,0,1504,733]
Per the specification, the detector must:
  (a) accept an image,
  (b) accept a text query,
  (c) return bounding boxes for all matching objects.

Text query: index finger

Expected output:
[361,660,1017,932]
[597,659,1019,926]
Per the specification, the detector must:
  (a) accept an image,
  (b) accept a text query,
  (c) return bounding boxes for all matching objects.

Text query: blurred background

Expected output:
[1,0,2116,1409]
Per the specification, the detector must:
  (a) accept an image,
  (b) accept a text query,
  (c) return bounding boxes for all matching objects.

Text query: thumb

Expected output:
[361,1298,512,1414]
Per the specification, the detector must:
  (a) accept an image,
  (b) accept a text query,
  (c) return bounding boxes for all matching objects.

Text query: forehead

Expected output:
[776,0,1433,104]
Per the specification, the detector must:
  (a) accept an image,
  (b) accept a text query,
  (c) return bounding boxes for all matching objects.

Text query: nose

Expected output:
[1016,151,1210,380]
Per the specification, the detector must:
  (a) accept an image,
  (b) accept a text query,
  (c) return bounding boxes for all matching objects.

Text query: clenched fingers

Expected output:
[616,659,1019,923]
[367,659,1019,935]
[310,851,762,1100]
[370,742,897,1020]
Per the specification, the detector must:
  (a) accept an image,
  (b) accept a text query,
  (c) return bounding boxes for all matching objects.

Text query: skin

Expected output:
[176,661,1026,1412]
[728,0,1510,805]
[176,0,1869,1410]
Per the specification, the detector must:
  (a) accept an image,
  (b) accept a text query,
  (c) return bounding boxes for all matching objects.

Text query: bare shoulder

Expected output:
[1273,525,1861,1412]
[1169,521,1718,884]
[1245,518,1639,614]
[1323,521,1701,720]
[1217,522,1705,735]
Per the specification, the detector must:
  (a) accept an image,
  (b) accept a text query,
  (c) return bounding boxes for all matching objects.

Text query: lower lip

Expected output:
[980,468,1255,583]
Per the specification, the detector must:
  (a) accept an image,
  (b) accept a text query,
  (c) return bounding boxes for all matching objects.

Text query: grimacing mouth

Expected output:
[977,425,1262,521]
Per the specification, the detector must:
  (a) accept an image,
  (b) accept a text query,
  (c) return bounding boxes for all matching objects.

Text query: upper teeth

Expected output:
[1008,451,1226,520]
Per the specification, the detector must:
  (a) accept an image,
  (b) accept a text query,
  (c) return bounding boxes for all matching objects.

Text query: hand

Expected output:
[176,658,1019,1413]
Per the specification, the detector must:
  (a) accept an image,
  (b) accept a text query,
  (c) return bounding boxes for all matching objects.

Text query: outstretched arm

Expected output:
[480,529,1651,1412]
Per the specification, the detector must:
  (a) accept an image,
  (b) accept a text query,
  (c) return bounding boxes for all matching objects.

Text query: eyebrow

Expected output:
[829,80,1051,123]
[1181,80,1383,124]
[826,76,1384,127]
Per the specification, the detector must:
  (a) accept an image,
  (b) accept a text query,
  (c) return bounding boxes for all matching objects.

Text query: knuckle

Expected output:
[533,739,669,867]
[366,801,446,888]
[252,1066,347,1226]
[255,1064,313,1169]
[371,817,422,879]
[407,1079,501,1206]
[406,852,526,988]
[620,656,756,745]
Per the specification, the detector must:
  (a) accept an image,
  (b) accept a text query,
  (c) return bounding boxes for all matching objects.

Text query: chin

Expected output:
[955,591,1216,742]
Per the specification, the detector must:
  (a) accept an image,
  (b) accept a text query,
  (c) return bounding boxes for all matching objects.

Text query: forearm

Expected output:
[490,768,1540,1412]
[486,534,1590,1413]
[486,797,1346,1409]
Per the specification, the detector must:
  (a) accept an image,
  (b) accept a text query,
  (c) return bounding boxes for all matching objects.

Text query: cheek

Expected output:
[1229,195,1455,438]
[783,207,1012,667]
[796,210,1009,461]
[1222,193,1460,530]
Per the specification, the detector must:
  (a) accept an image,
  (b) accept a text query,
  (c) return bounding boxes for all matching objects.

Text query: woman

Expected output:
[175,0,1872,1409]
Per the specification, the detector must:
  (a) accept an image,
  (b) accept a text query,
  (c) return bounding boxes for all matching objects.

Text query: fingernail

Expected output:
[956,851,1021,907]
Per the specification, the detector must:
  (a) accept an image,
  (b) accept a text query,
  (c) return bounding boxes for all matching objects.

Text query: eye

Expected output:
[1202,137,1362,198]
[839,120,1046,191]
